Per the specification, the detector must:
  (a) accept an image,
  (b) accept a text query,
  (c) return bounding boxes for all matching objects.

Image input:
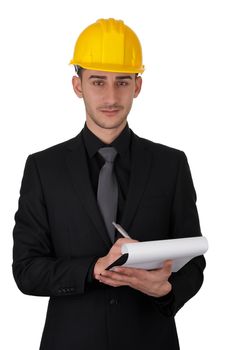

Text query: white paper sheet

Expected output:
[120,236,208,272]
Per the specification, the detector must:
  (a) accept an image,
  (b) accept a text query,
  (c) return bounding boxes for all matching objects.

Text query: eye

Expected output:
[92,80,105,86]
[116,81,129,87]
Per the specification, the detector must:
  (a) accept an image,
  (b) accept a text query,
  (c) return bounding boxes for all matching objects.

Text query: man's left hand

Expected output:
[97,260,173,298]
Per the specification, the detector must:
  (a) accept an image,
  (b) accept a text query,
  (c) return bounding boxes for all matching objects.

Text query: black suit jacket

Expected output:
[12,130,206,350]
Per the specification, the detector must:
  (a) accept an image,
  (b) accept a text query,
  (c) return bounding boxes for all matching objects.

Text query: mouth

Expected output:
[100,109,121,116]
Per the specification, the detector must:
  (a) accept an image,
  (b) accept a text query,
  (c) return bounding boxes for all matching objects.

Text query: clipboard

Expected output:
[106,236,208,272]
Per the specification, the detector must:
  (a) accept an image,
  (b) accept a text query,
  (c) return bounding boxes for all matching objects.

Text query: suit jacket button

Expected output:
[109,299,119,305]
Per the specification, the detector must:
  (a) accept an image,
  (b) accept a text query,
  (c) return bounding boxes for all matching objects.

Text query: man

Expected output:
[12,18,206,349]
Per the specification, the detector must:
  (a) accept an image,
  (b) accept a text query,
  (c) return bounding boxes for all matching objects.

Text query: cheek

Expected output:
[121,93,134,108]
[83,88,105,105]
[83,91,98,109]
[122,87,136,100]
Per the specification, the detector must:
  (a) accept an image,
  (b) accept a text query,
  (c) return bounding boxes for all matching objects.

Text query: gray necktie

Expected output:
[97,147,118,242]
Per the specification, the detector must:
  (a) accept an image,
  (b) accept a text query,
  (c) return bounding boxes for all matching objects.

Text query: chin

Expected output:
[95,116,127,130]
[99,120,126,130]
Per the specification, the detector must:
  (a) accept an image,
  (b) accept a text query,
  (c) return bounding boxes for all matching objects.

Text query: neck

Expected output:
[86,119,127,144]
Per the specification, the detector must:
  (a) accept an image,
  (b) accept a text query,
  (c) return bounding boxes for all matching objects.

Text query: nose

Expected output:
[104,84,118,105]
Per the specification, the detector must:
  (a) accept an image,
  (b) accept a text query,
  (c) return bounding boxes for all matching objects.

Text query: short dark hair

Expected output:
[74,65,138,80]
[74,65,84,78]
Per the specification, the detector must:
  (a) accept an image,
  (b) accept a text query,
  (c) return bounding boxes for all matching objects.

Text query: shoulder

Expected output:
[132,131,187,162]
[27,133,81,162]
[22,133,82,176]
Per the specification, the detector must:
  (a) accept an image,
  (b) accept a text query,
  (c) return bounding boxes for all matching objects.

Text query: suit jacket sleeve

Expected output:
[12,155,98,297]
[152,152,206,317]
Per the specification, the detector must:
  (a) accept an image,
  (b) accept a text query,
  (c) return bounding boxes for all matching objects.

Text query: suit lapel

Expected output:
[65,133,111,248]
[121,132,152,233]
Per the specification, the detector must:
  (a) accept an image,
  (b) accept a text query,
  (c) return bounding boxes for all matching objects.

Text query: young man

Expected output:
[12,18,206,350]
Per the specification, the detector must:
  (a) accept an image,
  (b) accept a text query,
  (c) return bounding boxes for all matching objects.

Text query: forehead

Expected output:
[83,69,134,80]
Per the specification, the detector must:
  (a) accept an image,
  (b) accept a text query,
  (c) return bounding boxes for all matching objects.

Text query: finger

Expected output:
[150,261,172,279]
[160,281,172,295]
[115,238,138,247]
[163,260,173,269]
[99,274,129,287]
[112,267,145,277]
[106,268,150,290]
[162,260,173,277]
[101,270,139,288]
[101,270,132,282]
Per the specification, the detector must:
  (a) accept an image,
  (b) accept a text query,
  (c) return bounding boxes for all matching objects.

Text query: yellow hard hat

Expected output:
[70,18,145,74]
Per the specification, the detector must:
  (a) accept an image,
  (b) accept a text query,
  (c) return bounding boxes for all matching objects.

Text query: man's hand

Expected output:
[97,260,173,298]
[93,238,138,279]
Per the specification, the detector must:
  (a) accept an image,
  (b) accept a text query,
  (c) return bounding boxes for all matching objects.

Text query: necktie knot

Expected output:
[98,147,117,163]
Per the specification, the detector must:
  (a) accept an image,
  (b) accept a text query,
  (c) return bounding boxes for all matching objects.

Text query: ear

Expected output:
[134,76,142,98]
[72,76,83,98]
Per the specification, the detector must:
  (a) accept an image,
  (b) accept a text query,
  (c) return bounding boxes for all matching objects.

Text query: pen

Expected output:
[112,222,131,239]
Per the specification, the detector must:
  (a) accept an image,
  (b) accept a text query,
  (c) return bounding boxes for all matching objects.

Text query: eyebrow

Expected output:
[88,75,133,80]
[116,76,133,80]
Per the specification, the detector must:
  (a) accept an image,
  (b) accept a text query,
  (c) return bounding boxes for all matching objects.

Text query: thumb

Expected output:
[163,260,173,275]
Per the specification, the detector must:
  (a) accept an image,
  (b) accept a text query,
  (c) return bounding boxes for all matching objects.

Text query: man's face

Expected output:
[72,70,142,131]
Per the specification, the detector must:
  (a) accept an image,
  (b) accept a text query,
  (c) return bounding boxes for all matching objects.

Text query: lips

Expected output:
[100,109,120,115]
[101,109,119,112]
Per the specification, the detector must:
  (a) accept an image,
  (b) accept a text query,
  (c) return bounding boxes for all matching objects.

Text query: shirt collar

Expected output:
[82,122,131,159]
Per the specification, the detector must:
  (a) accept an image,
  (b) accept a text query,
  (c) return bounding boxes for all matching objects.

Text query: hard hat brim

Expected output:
[69,60,145,74]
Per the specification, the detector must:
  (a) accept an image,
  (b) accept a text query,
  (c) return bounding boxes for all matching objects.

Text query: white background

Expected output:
[1,0,232,348]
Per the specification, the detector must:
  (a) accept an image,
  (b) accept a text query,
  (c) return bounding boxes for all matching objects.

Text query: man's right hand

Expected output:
[93,238,138,280]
